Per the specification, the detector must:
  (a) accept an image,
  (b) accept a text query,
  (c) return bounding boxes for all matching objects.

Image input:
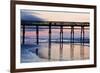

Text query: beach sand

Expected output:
[38,43,89,61]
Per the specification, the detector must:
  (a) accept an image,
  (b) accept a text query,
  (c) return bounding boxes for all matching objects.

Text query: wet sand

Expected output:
[38,43,89,61]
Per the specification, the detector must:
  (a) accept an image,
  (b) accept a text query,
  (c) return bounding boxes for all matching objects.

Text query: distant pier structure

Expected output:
[21,21,89,60]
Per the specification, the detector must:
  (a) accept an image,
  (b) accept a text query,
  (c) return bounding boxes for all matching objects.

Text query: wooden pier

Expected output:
[21,21,89,60]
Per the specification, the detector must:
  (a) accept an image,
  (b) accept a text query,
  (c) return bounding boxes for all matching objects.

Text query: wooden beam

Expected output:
[22,24,25,44]
[48,23,51,60]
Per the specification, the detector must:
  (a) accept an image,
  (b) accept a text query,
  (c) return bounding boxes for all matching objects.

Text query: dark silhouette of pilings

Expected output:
[21,22,89,60]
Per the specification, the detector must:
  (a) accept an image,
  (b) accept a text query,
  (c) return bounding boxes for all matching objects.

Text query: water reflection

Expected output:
[21,25,90,62]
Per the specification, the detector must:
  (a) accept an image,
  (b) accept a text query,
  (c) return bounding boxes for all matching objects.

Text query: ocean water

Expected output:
[21,41,89,63]
[21,26,90,63]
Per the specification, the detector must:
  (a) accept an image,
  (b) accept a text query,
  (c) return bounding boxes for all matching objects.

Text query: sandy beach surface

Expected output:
[21,43,89,63]
[38,43,89,61]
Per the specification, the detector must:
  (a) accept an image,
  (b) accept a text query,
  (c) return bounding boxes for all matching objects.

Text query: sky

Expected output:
[21,9,90,22]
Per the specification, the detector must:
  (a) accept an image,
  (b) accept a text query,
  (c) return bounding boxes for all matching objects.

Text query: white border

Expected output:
[16,4,94,69]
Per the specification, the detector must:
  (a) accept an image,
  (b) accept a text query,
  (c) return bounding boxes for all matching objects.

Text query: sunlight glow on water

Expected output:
[21,26,89,63]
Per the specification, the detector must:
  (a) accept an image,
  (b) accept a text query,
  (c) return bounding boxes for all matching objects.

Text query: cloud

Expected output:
[21,9,45,21]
